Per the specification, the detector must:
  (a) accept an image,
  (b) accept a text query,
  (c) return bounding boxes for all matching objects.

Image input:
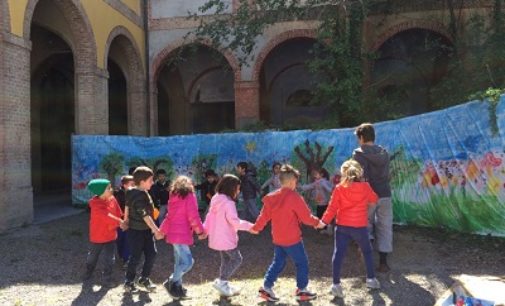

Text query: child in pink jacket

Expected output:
[204,174,254,297]
[159,176,206,299]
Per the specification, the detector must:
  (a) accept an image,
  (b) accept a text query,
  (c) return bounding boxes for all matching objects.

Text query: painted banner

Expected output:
[72,96,505,236]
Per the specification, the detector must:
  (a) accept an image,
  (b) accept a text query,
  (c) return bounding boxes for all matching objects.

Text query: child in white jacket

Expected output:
[204,174,254,297]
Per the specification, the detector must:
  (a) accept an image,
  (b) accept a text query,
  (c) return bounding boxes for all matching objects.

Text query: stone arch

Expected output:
[24,0,97,71]
[370,20,453,52]
[104,26,146,135]
[252,29,317,83]
[151,38,241,89]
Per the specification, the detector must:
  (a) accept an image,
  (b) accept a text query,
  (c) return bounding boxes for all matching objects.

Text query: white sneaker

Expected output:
[213,279,234,297]
[331,284,344,298]
[227,282,241,296]
[366,277,381,289]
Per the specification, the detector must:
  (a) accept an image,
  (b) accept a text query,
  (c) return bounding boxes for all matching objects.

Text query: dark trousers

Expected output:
[86,241,116,280]
[219,249,243,281]
[125,229,157,283]
[332,225,375,284]
[264,241,309,290]
[116,229,129,263]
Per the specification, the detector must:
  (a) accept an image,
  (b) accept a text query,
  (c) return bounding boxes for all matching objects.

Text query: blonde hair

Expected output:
[279,164,300,184]
[340,160,364,186]
[170,175,194,198]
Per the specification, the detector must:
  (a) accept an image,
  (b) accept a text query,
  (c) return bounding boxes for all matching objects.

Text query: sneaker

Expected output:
[164,280,184,299]
[124,281,140,294]
[366,278,381,289]
[137,277,157,292]
[212,279,233,297]
[258,287,279,302]
[330,284,344,298]
[295,288,317,302]
[226,282,240,296]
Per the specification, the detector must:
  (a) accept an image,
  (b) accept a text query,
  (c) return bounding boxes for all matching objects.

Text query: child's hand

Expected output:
[119,220,129,231]
[249,229,259,235]
[154,230,164,240]
[197,233,208,240]
[316,221,326,229]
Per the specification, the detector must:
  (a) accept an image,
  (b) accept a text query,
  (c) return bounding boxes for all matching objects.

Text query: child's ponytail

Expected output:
[340,159,364,186]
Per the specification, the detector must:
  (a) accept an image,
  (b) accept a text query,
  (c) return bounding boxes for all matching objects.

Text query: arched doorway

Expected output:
[105,30,145,135]
[30,24,74,196]
[156,45,235,135]
[372,29,454,117]
[259,38,326,127]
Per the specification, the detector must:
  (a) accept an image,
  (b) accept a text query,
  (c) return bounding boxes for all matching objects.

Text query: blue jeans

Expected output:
[264,241,309,290]
[116,229,129,263]
[170,244,194,285]
[332,225,375,284]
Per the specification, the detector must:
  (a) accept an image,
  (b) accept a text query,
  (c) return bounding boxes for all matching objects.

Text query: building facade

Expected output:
[0,0,497,232]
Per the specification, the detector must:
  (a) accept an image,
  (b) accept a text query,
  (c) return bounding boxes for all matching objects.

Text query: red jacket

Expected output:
[252,188,319,247]
[322,182,378,227]
[89,196,122,243]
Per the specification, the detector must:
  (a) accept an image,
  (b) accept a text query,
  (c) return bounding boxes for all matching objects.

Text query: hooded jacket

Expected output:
[203,193,253,251]
[353,144,391,197]
[322,182,378,227]
[159,193,204,245]
[88,196,122,243]
[126,188,155,231]
[252,188,320,247]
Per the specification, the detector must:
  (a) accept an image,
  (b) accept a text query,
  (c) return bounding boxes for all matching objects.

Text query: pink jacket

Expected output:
[159,193,204,245]
[203,193,253,251]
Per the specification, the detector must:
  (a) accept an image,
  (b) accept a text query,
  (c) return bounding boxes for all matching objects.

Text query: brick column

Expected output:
[129,88,148,136]
[0,33,34,232]
[149,88,159,136]
[75,68,109,135]
[234,80,260,128]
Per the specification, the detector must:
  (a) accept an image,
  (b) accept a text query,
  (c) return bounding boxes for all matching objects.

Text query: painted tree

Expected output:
[294,140,334,180]
[100,152,125,184]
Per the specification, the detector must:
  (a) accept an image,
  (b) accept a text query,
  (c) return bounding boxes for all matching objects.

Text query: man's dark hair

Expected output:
[355,123,375,142]
[205,169,217,177]
[133,166,154,185]
[216,174,241,200]
[156,169,167,176]
[236,161,248,171]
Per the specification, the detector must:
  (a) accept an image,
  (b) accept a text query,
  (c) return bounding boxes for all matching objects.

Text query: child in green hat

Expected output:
[83,178,124,288]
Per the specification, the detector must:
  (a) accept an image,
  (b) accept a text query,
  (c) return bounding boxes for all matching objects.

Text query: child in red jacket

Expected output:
[83,178,124,287]
[251,164,323,302]
[321,160,380,298]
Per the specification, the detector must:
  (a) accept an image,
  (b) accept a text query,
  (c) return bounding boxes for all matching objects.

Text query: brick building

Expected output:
[0,0,497,232]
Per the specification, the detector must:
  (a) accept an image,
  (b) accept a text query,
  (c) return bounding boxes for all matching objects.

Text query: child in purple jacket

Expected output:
[204,174,254,297]
[159,176,206,299]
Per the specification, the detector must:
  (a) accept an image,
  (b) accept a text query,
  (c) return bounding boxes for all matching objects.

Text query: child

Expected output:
[320,160,381,298]
[159,176,206,299]
[149,169,170,224]
[261,162,281,194]
[251,164,323,302]
[204,174,254,297]
[353,122,392,272]
[124,166,164,293]
[299,168,333,221]
[195,169,218,213]
[236,162,261,221]
[114,175,134,267]
[83,179,123,288]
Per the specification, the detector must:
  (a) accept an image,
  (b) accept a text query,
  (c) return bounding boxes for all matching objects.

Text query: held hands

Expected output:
[249,229,259,235]
[119,219,129,231]
[315,220,326,229]
[154,229,165,240]
[197,232,208,240]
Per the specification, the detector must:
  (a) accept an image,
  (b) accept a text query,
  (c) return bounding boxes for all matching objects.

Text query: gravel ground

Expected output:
[0,212,504,306]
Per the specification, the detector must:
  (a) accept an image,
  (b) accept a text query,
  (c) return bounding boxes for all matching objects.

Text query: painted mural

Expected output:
[72,96,505,236]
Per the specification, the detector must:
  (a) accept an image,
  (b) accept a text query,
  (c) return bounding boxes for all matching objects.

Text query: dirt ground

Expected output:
[0,212,504,306]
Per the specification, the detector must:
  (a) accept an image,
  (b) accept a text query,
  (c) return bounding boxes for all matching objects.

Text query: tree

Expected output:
[294,140,334,180]
[100,152,125,184]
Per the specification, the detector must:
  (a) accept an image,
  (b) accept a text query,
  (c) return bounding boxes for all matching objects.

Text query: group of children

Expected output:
[83,122,393,301]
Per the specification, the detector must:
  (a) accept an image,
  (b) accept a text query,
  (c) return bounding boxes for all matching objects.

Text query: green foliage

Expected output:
[191,154,218,183]
[99,152,124,183]
[193,0,505,130]
[468,87,505,135]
